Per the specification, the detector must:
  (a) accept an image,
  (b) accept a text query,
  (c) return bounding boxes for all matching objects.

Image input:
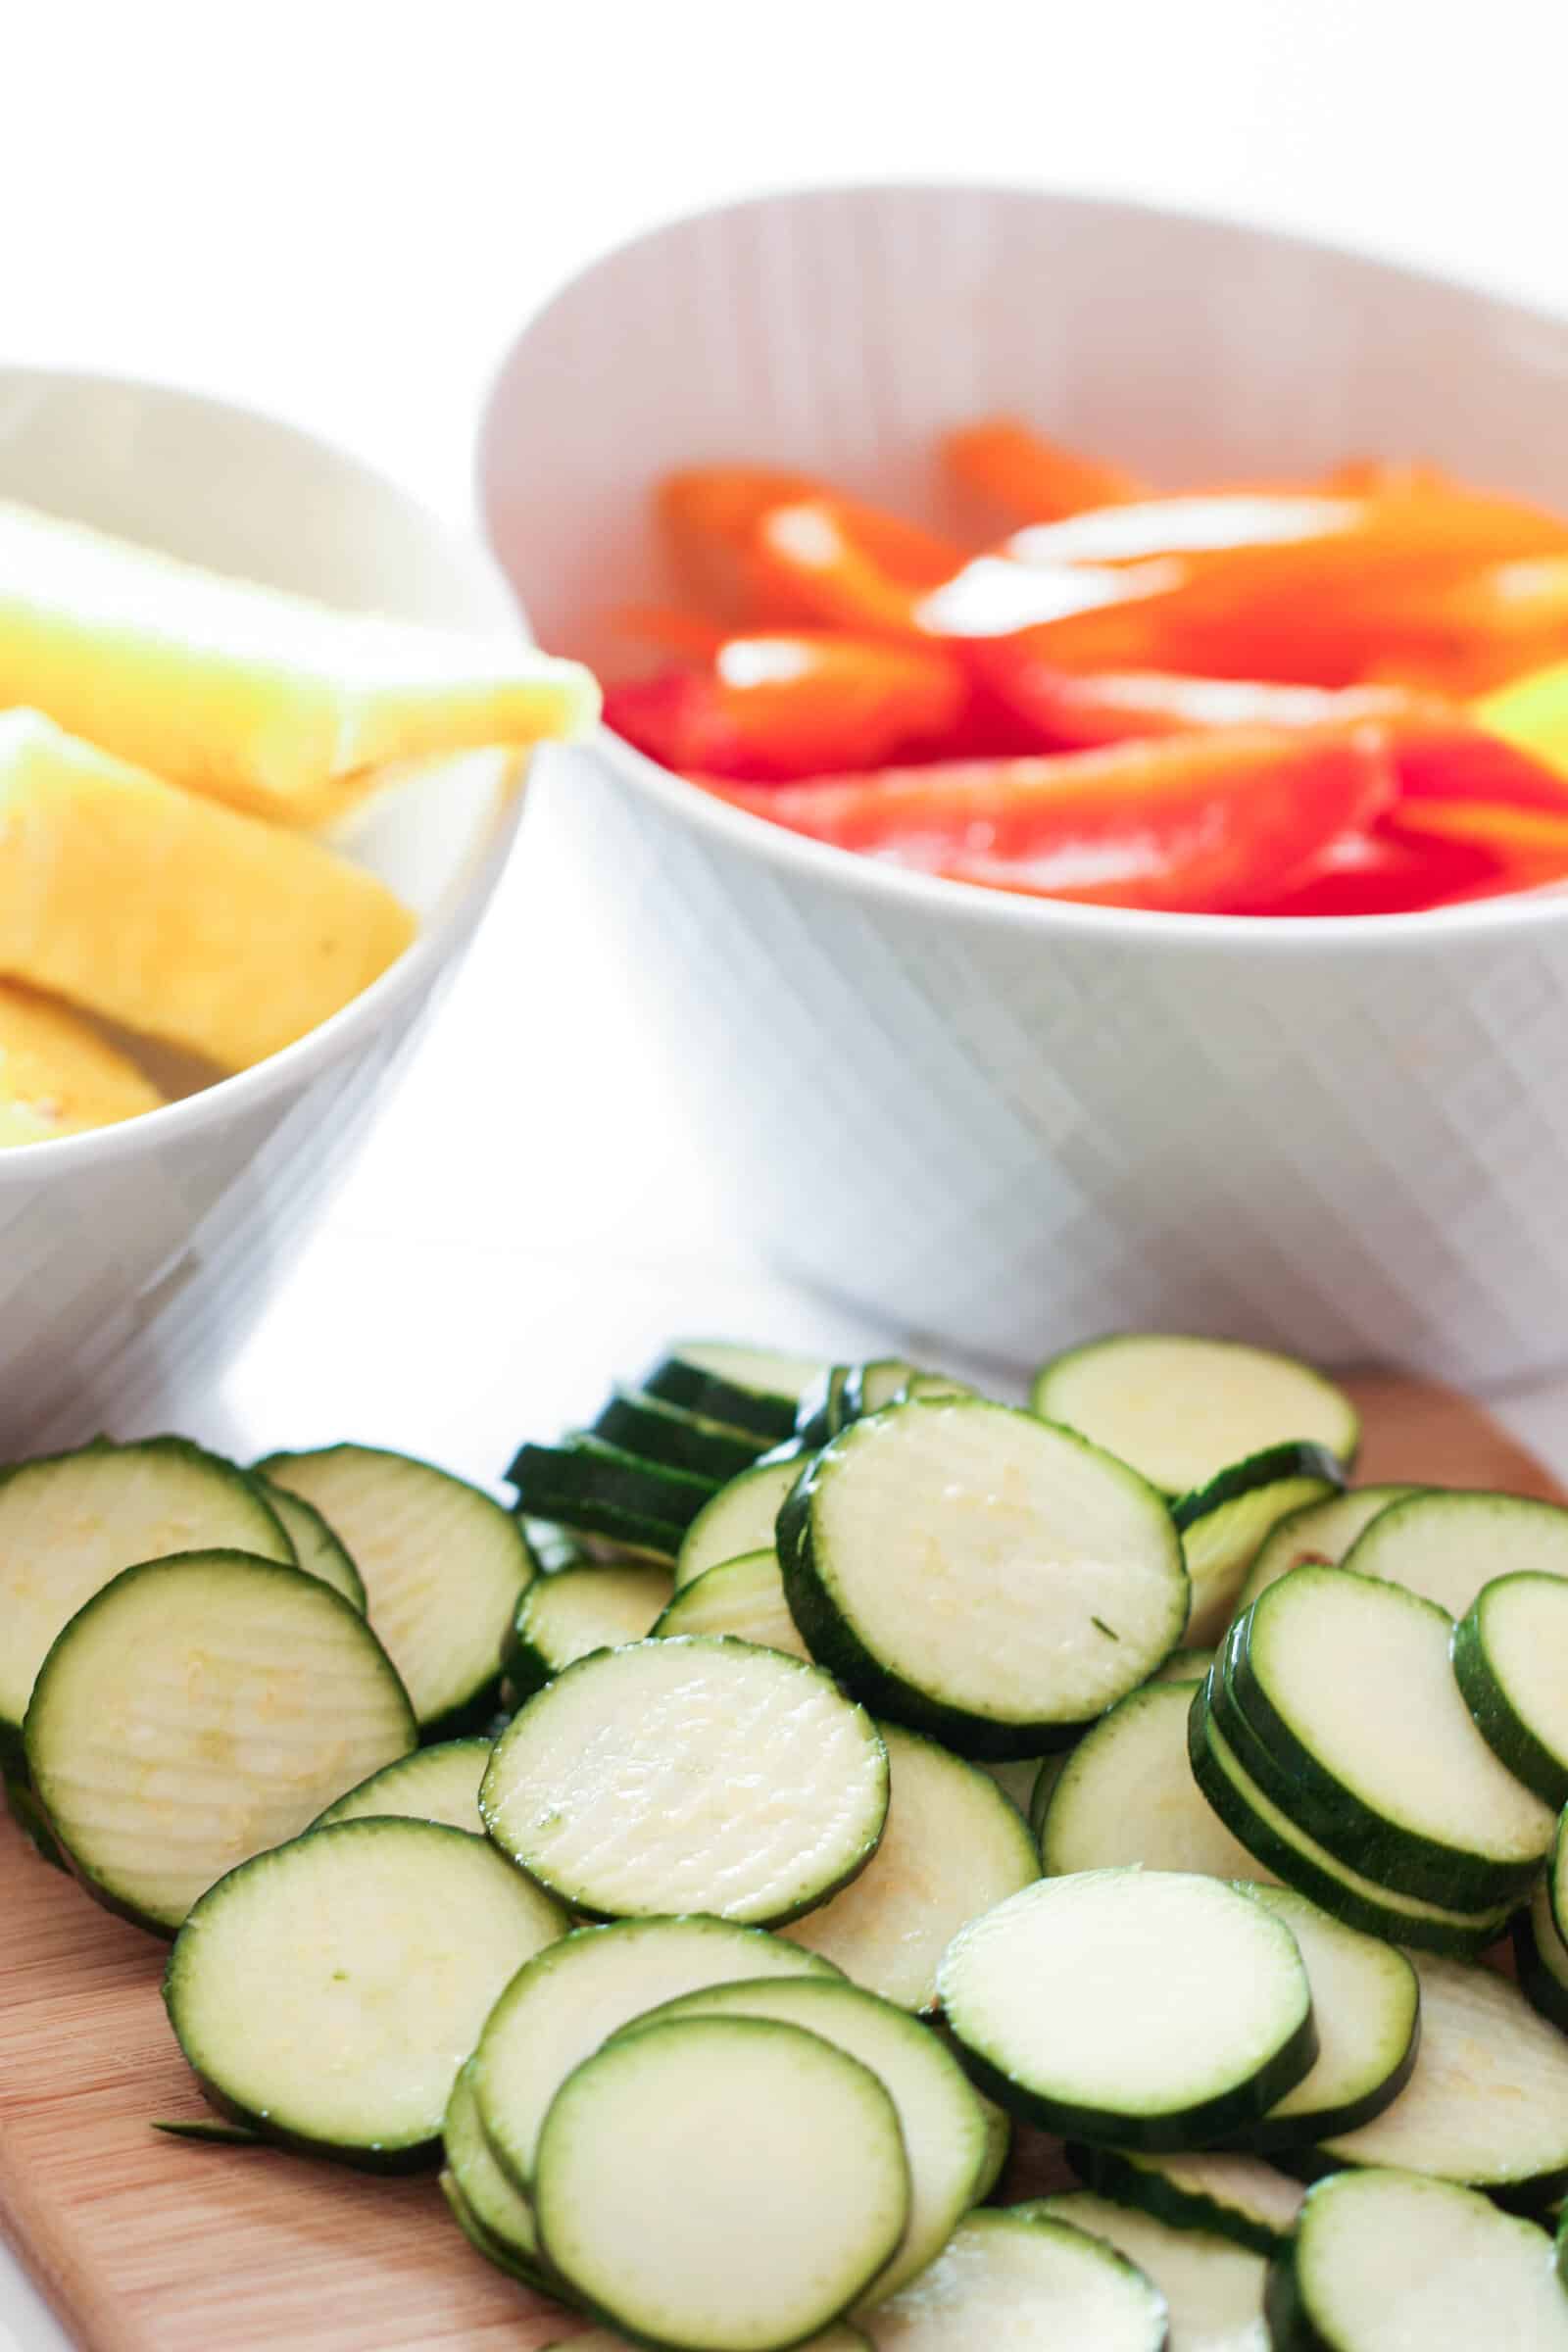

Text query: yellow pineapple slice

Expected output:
[0,710,416,1070]
[0,499,598,828]
[0,979,165,1146]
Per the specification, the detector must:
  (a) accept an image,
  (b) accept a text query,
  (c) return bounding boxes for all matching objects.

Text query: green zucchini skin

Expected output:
[1513,1903,1568,2036]
[1065,2144,1291,2254]
[439,2171,568,2296]
[590,1389,763,1486]
[1224,1594,1544,1913]
[1262,2246,1324,2352]
[793,1364,853,1451]
[505,1441,711,1562]
[642,1348,818,1444]
[1451,1576,1568,1812]
[1171,1443,1347,1533]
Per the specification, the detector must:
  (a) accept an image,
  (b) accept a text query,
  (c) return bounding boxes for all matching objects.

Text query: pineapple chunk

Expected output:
[0,980,165,1146]
[0,499,599,828]
[0,710,416,1070]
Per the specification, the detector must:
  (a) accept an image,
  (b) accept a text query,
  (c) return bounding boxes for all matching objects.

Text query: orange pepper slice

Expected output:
[941,416,1143,522]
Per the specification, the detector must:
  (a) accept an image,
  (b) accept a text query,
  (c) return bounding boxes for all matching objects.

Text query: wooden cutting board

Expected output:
[1,1372,1561,2352]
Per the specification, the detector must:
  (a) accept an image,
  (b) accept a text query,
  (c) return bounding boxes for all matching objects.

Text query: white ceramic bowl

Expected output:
[482,183,1568,1393]
[0,368,526,1451]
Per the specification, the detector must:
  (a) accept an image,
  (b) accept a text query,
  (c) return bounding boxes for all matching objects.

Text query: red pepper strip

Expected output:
[941,416,1143,523]
[1378,713,1568,810]
[966,650,1415,748]
[659,466,824,616]
[698,728,1394,914]
[603,636,969,782]
[1238,830,1504,917]
[1385,801,1568,895]
[746,498,966,634]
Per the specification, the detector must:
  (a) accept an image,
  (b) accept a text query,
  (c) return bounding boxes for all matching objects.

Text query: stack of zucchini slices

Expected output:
[14,1329,1568,2346]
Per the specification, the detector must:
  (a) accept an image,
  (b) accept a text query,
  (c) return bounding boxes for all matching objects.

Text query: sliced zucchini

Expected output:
[540,2334,868,2352]
[675,1452,808,1590]
[896,1372,979,1404]
[1268,2167,1568,2350]
[1234,1885,1419,2150]
[778,1722,1038,2011]
[503,1561,672,1697]
[628,1976,987,2301]
[1316,1952,1568,2201]
[1341,1487,1568,1618]
[1452,1571,1568,1810]
[1037,1680,1269,1884]
[257,1444,532,1732]
[1037,2190,1268,2352]
[591,1387,764,1485]
[521,1518,590,1575]
[1187,1685,1514,1958]
[255,1480,366,1612]
[164,1817,567,2164]
[310,1737,490,1835]
[970,2087,1013,2205]
[862,2208,1167,2352]
[0,1436,295,1740]
[1029,1333,1359,1496]
[644,1342,824,1444]
[1230,1565,1553,1908]
[535,2015,909,2351]
[441,2170,558,2292]
[1069,2143,1302,2253]
[1151,1645,1215,1684]
[840,1360,921,1421]
[795,1364,854,1450]
[443,2059,551,2278]
[1513,1875,1568,2034]
[505,1440,712,1565]
[1173,1443,1344,1645]
[1235,1485,1421,1618]
[26,1549,416,1934]
[939,1869,1316,2151]
[652,1548,808,1659]
[779,1401,1188,1760]
[473,1915,839,2188]
[483,1637,887,1926]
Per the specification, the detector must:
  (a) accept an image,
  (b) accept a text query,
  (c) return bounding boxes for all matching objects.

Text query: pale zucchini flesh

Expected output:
[26,1549,416,1933]
[1451,1570,1568,1810]
[255,1482,366,1612]
[1235,1486,1421,1619]
[780,1402,1188,1758]
[473,1915,841,2187]
[1175,1446,1343,1645]
[442,2060,547,2272]
[506,1561,673,1696]
[1038,2190,1267,2352]
[652,1548,808,1658]
[778,1722,1039,2011]
[1038,1680,1269,1885]
[863,2208,1168,2352]
[675,1454,805,1589]
[164,1818,567,2162]
[1029,1333,1359,1496]
[1234,1885,1419,2150]
[535,2015,909,2352]
[482,1637,888,1926]
[939,1870,1316,2150]
[1340,1487,1568,1618]
[310,1738,490,1836]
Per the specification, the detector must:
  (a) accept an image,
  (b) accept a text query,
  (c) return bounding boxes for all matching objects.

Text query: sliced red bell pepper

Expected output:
[698,727,1394,913]
[941,416,1144,523]
[659,466,824,616]
[1238,831,1504,917]
[1385,800,1568,896]
[746,498,965,634]
[603,636,969,781]
[966,651,1415,748]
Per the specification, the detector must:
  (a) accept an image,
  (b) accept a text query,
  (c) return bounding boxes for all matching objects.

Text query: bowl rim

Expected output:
[481,174,1568,961]
[0,362,526,1186]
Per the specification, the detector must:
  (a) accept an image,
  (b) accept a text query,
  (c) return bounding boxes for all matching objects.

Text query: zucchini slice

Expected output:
[257,1444,532,1732]
[26,1549,416,1933]
[164,1818,567,2164]
[255,1480,366,1612]
[1452,1570,1568,1810]
[443,2060,553,2282]
[1069,2143,1302,2254]
[1268,2168,1568,2350]
[939,1870,1316,2151]
[1173,1443,1344,1645]
[795,1364,855,1450]
[441,2170,559,2292]
[504,1562,672,1697]
[840,1360,922,1421]
[535,2015,909,2351]
[779,1401,1188,1760]
[1235,1885,1419,2151]
[777,1722,1038,2012]
[652,1548,808,1659]
[862,2208,1167,2352]
[541,2334,868,2352]
[1037,2190,1267,2351]
[1341,1488,1568,1618]
[1515,1873,1568,2034]
[482,1638,888,1925]
[1235,1485,1421,1618]
[1230,1566,1553,1909]
[643,1342,824,1444]
[1316,1954,1568,2201]
[473,1915,839,2188]
[591,1388,765,1485]
[626,1976,988,2302]
[1151,1645,1216,1684]
[675,1453,808,1589]
[505,1440,712,1565]
[1037,1680,1268,1884]
[310,1737,490,1835]
[1029,1333,1359,1496]
[0,1437,295,1741]
[1187,1685,1514,1958]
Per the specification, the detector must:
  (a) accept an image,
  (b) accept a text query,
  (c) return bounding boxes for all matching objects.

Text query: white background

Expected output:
[6,3,1568,2339]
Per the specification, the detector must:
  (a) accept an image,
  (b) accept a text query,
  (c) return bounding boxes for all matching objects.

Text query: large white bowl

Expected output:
[0,368,526,1451]
[481,183,1568,1395]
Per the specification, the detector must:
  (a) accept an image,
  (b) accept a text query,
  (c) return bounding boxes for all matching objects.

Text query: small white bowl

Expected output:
[481,183,1568,1394]
[0,368,526,1450]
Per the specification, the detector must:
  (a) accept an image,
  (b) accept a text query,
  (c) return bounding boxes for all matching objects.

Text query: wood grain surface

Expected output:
[1,1372,1560,2350]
